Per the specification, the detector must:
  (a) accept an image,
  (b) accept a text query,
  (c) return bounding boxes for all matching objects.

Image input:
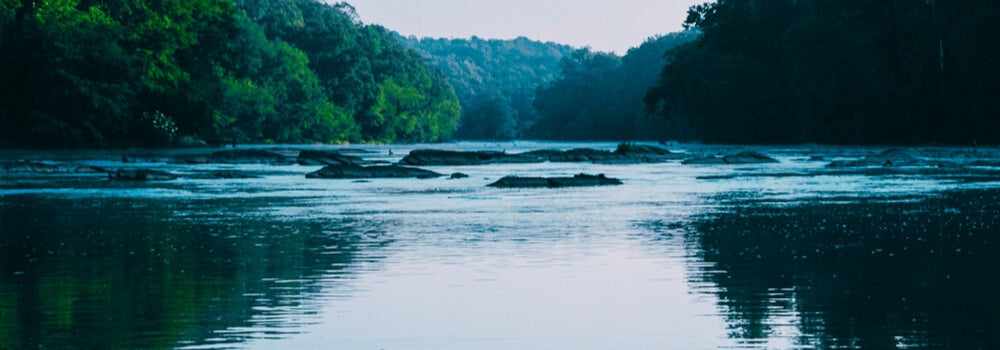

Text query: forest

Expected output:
[402,36,573,140]
[2,0,998,147]
[0,0,459,147]
[646,0,1000,144]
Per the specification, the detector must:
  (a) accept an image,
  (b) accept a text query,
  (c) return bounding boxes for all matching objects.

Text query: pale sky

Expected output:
[343,0,706,54]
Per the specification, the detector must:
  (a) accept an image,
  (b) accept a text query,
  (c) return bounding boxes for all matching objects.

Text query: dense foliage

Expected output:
[646,0,1000,144]
[531,32,698,140]
[401,36,572,139]
[0,0,459,147]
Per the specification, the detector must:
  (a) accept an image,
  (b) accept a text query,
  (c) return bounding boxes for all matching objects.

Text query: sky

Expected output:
[342,0,706,54]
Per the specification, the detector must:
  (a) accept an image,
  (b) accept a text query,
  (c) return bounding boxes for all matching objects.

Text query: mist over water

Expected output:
[2,142,999,349]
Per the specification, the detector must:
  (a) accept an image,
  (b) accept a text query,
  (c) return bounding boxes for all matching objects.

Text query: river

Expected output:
[1,141,999,349]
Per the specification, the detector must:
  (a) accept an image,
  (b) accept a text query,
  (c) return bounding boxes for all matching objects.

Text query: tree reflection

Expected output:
[685,190,1000,349]
[0,195,388,349]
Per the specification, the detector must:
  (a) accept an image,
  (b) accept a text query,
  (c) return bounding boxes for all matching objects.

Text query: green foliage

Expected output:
[401,36,573,139]
[0,0,460,147]
[531,32,698,140]
[646,0,1000,144]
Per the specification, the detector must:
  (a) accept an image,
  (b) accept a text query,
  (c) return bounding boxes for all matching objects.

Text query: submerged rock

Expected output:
[403,144,679,166]
[723,151,780,164]
[208,170,257,179]
[534,148,619,163]
[681,156,728,165]
[206,149,293,165]
[109,169,178,181]
[487,173,623,188]
[683,151,779,165]
[827,148,920,168]
[1,161,105,174]
[400,149,540,166]
[306,164,442,179]
[124,149,293,165]
[297,150,365,166]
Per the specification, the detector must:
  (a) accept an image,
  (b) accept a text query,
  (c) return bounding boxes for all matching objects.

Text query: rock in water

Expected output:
[297,150,365,166]
[208,150,292,165]
[2,161,105,174]
[827,148,920,168]
[109,169,178,181]
[683,151,779,165]
[487,174,623,188]
[400,150,540,166]
[402,144,679,166]
[450,172,470,179]
[722,151,780,164]
[306,164,442,179]
[681,156,728,165]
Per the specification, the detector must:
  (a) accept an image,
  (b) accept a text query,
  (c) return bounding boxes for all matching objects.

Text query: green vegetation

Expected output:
[401,36,573,139]
[5,0,997,146]
[0,196,380,349]
[646,0,1000,144]
[0,0,459,147]
[531,32,698,140]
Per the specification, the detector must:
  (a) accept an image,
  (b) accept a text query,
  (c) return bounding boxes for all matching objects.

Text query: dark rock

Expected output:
[682,156,727,165]
[109,169,178,181]
[613,144,683,161]
[1,161,105,174]
[827,148,920,168]
[402,144,679,166]
[207,149,293,165]
[541,148,620,163]
[400,149,540,166]
[450,172,470,179]
[122,154,179,163]
[722,151,780,164]
[487,173,623,188]
[122,149,293,165]
[306,164,442,179]
[297,150,365,166]
[209,170,256,179]
[683,151,779,165]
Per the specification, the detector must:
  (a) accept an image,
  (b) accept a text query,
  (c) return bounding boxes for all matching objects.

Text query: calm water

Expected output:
[1,142,999,349]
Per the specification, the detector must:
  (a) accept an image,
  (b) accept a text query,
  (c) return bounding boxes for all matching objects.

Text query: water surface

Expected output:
[1,142,999,349]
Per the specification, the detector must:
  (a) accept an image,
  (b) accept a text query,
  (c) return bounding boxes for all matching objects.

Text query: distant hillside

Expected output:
[399,36,573,139]
[531,31,699,140]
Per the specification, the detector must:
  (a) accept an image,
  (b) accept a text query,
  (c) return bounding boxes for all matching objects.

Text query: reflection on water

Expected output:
[683,190,1000,349]
[0,196,389,349]
[3,143,1000,349]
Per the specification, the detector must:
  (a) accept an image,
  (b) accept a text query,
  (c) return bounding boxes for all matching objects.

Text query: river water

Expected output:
[1,141,999,349]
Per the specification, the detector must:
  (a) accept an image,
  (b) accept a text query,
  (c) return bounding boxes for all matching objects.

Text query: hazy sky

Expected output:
[344,0,705,54]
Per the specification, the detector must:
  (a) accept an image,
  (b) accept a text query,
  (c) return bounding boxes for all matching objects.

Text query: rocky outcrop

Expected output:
[1,161,105,174]
[723,151,780,164]
[402,144,680,166]
[205,150,293,164]
[400,150,541,166]
[123,149,293,165]
[306,164,442,179]
[450,172,470,179]
[827,148,920,168]
[487,173,623,188]
[297,150,365,166]
[108,169,178,181]
[683,151,779,165]
[681,156,728,165]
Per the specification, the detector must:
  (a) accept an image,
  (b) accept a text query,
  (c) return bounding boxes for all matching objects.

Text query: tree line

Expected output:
[401,35,573,140]
[0,0,459,147]
[646,0,1000,144]
[531,32,698,140]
